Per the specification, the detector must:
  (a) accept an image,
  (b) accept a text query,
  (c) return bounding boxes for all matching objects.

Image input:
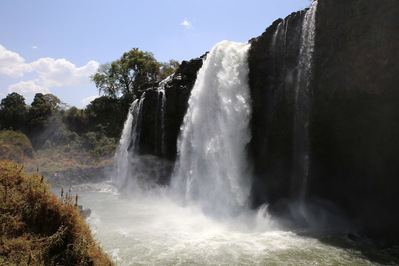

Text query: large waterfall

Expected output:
[171,40,252,217]
[293,1,317,201]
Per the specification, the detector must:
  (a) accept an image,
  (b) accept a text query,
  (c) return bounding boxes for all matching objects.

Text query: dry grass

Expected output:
[0,130,113,175]
[24,145,112,174]
[0,130,34,163]
[0,160,113,265]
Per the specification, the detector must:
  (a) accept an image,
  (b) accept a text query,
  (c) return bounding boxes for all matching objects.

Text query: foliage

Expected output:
[91,48,179,98]
[0,160,113,265]
[0,93,28,131]
[91,48,157,98]
[0,130,34,163]
[160,60,180,78]
[84,96,128,138]
[63,106,88,135]
[0,49,181,171]
[28,93,62,134]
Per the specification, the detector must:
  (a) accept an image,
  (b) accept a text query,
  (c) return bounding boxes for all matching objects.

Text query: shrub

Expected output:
[0,130,34,163]
[0,160,113,265]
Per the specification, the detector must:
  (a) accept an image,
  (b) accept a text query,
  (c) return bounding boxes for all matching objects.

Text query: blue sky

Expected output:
[0,0,310,108]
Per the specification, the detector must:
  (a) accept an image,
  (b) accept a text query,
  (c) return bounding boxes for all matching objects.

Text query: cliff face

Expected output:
[248,11,305,206]
[127,57,203,184]
[249,0,399,243]
[310,0,399,243]
[132,57,203,161]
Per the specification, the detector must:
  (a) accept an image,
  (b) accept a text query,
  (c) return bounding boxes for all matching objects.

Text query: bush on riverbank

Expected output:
[0,160,112,265]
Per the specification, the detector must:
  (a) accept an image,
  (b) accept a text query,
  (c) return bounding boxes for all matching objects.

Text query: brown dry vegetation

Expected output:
[0,130,34,163]
[25,145,112,174]
[0,160,113,265]
[0,129,112,175]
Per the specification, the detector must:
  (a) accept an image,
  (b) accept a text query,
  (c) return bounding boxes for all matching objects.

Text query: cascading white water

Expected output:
[171,40,252,217]
[293,1,317,201]
[113,100,137,188]
[157,74,173,156]
[271,17,289,52]
[113,93,146,189]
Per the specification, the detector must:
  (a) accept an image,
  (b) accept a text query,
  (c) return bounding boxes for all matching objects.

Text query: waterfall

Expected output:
[171,40,252,217]
[271,17,289,53]
[271,21,283,51]
[113,93,146,189]
[156,74,173,156]
[293,1,317,201]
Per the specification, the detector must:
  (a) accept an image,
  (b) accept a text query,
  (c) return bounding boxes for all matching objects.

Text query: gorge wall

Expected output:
[310,0,399,243]
[127,0,399,243]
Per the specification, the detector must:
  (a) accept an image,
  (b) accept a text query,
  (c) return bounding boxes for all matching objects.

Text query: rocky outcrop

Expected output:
[163,57,204,160]
[125,57,203,185]
[134,57,204,161]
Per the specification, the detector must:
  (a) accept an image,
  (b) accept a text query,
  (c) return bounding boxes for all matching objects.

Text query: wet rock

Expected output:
[78,205,91,218]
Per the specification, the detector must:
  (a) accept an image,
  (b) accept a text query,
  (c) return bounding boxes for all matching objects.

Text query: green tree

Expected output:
[85,96,126,138]
[91,48,161,98]
[0,92,28,131]
[91,48,179,99]
[63,106,88,134]
[28,93,61,131]
[160,60,180,78]
[27,93,66,149]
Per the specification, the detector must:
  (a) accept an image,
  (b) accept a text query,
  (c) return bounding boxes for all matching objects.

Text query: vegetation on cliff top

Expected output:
[0,160,112,265]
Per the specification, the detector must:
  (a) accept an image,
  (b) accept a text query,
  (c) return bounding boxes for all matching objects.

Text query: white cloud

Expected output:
[0,44,32,77]
[8,80,50,103]
[81,95,98,107]
[0,44,99,103]
[30,58,99,87]
[32,45,38,49]
[180,19,192,29]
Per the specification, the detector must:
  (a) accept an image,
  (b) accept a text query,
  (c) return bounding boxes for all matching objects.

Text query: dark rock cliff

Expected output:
[248,11,305,207]
[135,57,203,160]
[248,0,399,244]
[130,57,203,184]
[309,0,399,244]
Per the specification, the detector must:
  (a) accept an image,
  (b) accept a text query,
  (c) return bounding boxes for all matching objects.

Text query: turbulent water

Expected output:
[68,182,391,265]
[171,40,252,217]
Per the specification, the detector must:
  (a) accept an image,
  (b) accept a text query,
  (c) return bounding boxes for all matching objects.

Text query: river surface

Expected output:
[61,182,399,265]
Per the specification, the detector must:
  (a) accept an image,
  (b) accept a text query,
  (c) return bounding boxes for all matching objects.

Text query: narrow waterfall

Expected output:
[156,75,173,156]
[293,1,317,201]
[271,17,289,52]
[171,41,252,217]
[113,93,146,189]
